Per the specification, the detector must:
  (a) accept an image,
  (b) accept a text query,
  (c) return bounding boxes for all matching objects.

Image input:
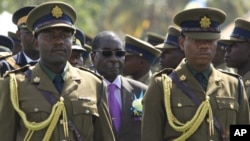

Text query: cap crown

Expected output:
[27,1,76,33]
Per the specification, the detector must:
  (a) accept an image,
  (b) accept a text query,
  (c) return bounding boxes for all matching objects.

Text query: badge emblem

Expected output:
[245,80,250,86]
[33,76,40,83]
[51,5,63,18]
[200,16,211,28]
[179,75,186,81]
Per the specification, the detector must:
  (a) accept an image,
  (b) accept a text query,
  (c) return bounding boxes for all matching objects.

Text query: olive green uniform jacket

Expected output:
[142,59,250,141]
[243,71,250,105]
[0,62,115,141]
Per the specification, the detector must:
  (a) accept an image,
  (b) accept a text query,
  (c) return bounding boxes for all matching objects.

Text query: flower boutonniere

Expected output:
[130,91,144,120]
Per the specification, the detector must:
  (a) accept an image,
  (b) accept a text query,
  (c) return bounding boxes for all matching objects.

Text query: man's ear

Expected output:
[179,36,185,51]
[16,30,21,40]
[90,52,95,65]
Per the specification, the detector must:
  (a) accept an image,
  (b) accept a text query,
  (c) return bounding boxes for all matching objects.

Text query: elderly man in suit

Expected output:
[91,30,148,141]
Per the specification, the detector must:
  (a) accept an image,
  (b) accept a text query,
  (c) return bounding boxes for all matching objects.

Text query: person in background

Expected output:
[69,28,87,68]
[141,7,249,141]
[0,35,14,53]
[0,2,115,141]
[83,33,94,69]
[0,5,39,77]
[91,30,147,141]
[155,25,185,70]
[219,18,250,104]
[212,41,236,73]
[145,32,165,73]
[123,34,161,85]
[8,31,22,55]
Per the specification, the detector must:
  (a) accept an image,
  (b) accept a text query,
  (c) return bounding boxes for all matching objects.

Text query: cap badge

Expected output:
[200,16,211,28]
[51,5,63,18]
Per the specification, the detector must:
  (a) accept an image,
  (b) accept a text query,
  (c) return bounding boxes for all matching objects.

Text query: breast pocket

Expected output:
[171,96,197,122]
[21,101,52,122]
[71,100,99,134]
[216,96,239,121]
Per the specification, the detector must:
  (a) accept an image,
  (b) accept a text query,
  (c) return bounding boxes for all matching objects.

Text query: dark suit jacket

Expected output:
[114,76,148,141]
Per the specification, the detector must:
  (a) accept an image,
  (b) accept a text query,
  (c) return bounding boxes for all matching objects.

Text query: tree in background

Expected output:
[0,0,249,39]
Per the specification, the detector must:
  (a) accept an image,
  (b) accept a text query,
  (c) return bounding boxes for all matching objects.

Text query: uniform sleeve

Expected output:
[141,76,166,141]
[93,83,115,141]
[236,81,250,124]
[0,77,18,140]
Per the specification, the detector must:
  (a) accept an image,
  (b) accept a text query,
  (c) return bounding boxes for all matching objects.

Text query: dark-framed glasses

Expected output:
[94,50,126,58]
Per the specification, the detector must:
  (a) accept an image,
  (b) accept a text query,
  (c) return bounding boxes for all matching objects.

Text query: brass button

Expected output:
[85,109,90,114]
[177,103,182,107]
[34,107,39,112]
[230,103,234,109]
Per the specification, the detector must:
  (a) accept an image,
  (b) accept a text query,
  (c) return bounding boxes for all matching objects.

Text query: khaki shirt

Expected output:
[142,60,250,141]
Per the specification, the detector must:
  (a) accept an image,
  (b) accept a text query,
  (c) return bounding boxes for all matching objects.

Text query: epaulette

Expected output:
[0,52,12,60]
[78,67,103,80]
[153,68,174,77]
[218,69,241,79]
[3,65,30,78]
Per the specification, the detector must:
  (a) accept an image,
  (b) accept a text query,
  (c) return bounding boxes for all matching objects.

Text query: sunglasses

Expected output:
[94,50,126,58]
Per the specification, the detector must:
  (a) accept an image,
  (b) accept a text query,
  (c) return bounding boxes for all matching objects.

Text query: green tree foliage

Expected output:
[0,0,250,39]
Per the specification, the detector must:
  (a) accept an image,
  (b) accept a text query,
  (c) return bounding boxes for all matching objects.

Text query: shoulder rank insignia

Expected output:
[245,80,250,86]
[51,5,63,18]
[33,76,40,83]
[179,74,186,81]
[200,16,211,28]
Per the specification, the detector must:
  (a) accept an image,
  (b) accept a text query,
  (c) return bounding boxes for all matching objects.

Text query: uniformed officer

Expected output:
[145,32,165,46]
[155,25,185,69]
[83,33,93,69]
[69,28,87,68]
[0,1,115,141]
[145,32,165,73]
[0,34,14,53]
[123,34,161,85]
[219,18,250,105]
[0,35,14,61]
[8,31,22,55]
[0,5,39,77]
[212,41,236,73]
[141,7,250,141]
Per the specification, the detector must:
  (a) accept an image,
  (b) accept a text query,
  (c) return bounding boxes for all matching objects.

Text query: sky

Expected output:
[0,11,17,36]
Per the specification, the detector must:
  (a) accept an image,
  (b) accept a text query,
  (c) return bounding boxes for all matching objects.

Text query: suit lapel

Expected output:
[119,77,133,134]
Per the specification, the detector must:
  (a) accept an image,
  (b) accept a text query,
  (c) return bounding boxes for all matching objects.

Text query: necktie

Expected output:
[53,75,64,94]
[195,73,206,90]
[108,84,121,132]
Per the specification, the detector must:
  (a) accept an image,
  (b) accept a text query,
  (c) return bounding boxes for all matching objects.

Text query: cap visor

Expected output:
[35,23,75,33]
[183,32,221,40]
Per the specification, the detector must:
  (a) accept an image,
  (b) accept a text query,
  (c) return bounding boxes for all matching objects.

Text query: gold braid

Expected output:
[9,73,69,141]
[162,74,214,141]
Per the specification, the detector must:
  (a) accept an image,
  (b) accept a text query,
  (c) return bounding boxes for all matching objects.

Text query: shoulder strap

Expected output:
[5,56,21,70]
[168,72,226,141]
